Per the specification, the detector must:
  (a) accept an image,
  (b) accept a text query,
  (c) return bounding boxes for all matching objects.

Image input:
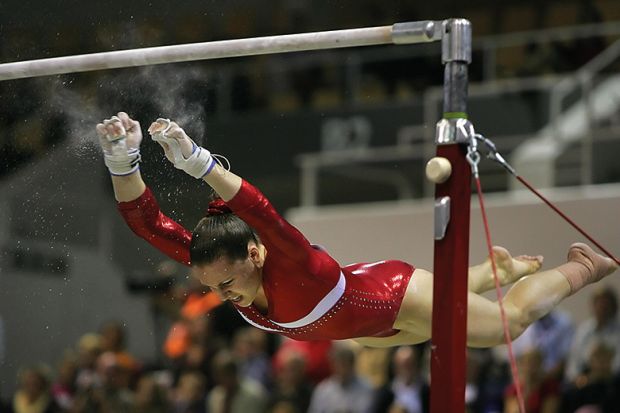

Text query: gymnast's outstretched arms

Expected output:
[97,112,318,271]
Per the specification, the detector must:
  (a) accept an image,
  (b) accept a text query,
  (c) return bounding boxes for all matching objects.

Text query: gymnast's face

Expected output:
[192,243,265,307]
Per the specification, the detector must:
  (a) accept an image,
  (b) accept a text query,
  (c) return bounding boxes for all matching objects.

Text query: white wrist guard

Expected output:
[151,119,217,179]
[103,138,141,176]
[176,145,217,178]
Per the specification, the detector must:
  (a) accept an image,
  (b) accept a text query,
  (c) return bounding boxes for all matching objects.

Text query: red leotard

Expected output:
[117,181,415,341]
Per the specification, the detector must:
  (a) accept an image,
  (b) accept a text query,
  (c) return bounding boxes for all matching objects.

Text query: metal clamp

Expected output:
[441,19,472,64]
[435,118,474,145]
[392,21,443,44]
[474,134,517,175]
[434,196,451,240]
[466,133,481,178]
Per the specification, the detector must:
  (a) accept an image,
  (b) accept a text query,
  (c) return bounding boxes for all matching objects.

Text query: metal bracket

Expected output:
[441,19,472,63]
[392,21,443,44]
[434,196,451,240]
[475,134,518,175]
[435,118,474,145]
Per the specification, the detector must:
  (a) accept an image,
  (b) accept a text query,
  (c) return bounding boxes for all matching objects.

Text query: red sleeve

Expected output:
[226,180,321,272]
[117,187,192,266]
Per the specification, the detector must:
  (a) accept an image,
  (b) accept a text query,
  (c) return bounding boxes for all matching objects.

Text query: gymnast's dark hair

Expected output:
[190,197,259,265]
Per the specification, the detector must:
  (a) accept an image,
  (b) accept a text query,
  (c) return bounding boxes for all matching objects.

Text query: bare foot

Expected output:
[491,246,544,284]
[567,243,618,283]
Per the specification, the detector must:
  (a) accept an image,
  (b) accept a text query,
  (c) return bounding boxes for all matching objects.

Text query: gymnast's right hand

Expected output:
[148,118,217,179]
[96,112,142,176]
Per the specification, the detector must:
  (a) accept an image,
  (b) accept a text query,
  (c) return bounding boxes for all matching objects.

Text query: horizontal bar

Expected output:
[0,21,442,81]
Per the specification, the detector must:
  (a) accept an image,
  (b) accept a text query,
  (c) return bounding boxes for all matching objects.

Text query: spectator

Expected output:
[272,340,332,386]
[50,355,77,411]
[11,365,60,413]
[132,373,171,413]
[464,348,491,413]
[504,348,561,413]
[390,346,429,413]
[269,348,313,413]
[180,341,212,382]
[172,371,207,413]
[269,400,300,413]
[308,343,373,413]
[99,321,140,374]
[356,346,392,390]
[232,327,272,390]
[370,345,429,413]
[134,259,223,364]
[167,314,223,391]
[565,287,620,384]
[72,352,135,413]
[207,350,268,413]
[560,341,616,413]
[512,310,574,379]
[74,333,103,392]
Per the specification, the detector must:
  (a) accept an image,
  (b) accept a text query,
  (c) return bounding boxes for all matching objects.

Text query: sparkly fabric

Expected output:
[118,181,415,340]
[236,260,414,340]
[117,187,191,265]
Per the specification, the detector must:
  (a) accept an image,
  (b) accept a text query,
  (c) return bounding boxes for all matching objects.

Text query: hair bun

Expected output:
[207,198,232,216]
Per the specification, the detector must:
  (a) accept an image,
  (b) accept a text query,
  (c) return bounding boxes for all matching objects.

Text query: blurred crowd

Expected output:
[1,259,620,413]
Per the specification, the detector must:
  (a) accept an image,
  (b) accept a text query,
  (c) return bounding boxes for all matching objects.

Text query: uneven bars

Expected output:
[0,21,442,81]
[430,18,472,413]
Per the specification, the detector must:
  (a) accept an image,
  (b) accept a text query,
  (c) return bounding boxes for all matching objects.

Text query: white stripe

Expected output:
[235,271,346,332]
[237,310,282,333]
[272,271,346,328]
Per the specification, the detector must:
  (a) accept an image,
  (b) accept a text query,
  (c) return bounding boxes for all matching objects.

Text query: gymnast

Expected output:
[97,112,618,348]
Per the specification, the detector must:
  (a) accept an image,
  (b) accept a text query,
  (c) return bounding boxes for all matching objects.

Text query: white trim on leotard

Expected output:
[236,271,346,331]
[237,310,282,332]
[271,270,346,328]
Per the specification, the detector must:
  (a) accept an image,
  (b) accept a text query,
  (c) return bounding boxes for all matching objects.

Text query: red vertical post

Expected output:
[430,143,471,412]
[429,18,472,413]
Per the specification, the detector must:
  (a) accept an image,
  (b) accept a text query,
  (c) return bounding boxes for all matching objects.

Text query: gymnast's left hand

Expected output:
[148,119,194,162]
[148,118,217,179]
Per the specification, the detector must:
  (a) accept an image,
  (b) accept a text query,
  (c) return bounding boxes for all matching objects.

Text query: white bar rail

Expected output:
[0,21,442,81]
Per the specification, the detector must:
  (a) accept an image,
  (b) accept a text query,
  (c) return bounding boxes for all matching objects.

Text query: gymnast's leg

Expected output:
[467,246,543,293]
[390,243,617,348]
[355,248,542,348]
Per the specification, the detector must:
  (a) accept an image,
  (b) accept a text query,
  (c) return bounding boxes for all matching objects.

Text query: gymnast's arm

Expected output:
[149,120,322,269]
[110,172,146,202]
[115,179,192,266]
[96,111,147,202]
[203,165,320,266]
[98,113,192,266]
